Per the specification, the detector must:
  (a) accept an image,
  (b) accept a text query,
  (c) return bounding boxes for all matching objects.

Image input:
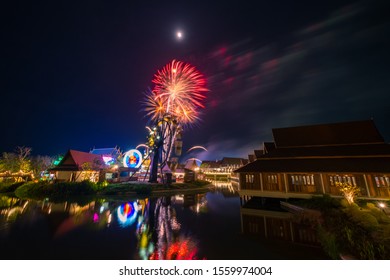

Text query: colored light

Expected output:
[102,156,114,165]
[53,156,63,166]
[117,202,138,227]
[123,149,143,168]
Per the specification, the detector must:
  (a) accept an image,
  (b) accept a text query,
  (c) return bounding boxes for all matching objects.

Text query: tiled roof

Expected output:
[263,142,276,153]
[90,147,121,156]
[236,120,390,174]
[184,159,199,170]
[254,150,263,158]
[260,143,390,158]
[272,120,384,148]
[51,150,104,171]
[201,160,221,168]
[234,157,390,173]
[221,157,247,165]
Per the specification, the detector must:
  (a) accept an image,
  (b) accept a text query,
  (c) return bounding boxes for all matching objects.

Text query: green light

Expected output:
[53,156,63,166]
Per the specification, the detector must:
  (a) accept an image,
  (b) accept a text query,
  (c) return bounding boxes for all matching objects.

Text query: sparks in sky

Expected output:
[144,59,208,125]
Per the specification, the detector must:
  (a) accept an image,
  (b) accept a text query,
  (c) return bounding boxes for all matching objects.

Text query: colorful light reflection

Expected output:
[117,202,138,227]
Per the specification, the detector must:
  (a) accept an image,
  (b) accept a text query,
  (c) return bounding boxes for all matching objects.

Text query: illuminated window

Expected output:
[290,174,315,185]
[329,175,357,186]
[375,176,390,187]
[375,177,380,187]
[246,174,254,183]
[267,175,278,184]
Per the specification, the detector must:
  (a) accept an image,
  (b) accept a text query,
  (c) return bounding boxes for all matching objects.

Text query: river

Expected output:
[0,181,328,259]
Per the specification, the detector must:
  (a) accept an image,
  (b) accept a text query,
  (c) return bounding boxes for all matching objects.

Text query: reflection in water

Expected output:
[150,197,200,260]
[0,195,205,259]
[0,185,327,259]
[0,197,28,235]
[117,202,139,227]
[136,199,154,260]
[240,198,320,247]
[207,180,238,195]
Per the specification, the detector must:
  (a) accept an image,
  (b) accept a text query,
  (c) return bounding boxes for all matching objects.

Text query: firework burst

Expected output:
[144,59,208,125]
[142,60,208,182]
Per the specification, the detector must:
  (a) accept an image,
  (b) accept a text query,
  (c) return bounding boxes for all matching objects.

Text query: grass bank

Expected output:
[11,180,211,200]
[97,180,210,196]
[14,181,103,200]
[291,195,390,259]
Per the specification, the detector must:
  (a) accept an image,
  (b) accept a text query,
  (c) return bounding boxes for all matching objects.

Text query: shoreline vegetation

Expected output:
[0,180,211,200]
[291,195,390,260]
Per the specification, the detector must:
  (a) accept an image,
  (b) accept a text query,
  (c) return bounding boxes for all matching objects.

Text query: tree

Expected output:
[30,155,55,178]
[15,146,32,173]
[336,182,360,205]
[0,152,19,173]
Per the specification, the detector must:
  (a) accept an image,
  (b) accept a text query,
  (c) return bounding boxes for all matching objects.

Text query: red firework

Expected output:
[144,60,208,124]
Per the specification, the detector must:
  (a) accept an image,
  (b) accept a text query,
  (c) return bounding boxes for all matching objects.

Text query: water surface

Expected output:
[0,184,328,260]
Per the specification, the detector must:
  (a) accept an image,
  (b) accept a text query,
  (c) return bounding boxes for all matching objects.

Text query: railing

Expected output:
[280,201,305,215]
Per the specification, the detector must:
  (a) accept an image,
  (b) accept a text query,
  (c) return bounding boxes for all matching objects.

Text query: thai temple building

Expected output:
[49,150,104,182]
[234,120,390,200]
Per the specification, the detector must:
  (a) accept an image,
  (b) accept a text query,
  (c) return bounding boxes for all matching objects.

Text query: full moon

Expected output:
[176,31,183,40]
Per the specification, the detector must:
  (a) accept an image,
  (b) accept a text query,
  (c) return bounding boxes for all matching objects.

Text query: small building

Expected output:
[50,150,104,182]
[220,157,249,173]
[234,120,390,200]
[90,147,139,182]
[184,168,196,183]
[200,157,248,181]
[90,147,121,165]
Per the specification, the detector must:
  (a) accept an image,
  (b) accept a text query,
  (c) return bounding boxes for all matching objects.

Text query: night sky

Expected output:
[2,0,390,161]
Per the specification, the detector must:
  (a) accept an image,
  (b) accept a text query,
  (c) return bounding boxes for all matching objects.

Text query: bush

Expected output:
[366,202,377,209]
[15,181,103,199]
[0,182,25,193]
[368,207,390,224]
[99,183,153,195]
[294,194,341,212]
[317,226,340,259]
[346,207,379,230]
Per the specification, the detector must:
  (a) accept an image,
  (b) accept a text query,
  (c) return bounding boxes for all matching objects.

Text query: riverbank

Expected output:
[0,180,211,201]
[288,195,390,259]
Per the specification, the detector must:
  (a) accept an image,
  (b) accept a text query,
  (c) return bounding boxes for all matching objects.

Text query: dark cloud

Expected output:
[184,0,390,160]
